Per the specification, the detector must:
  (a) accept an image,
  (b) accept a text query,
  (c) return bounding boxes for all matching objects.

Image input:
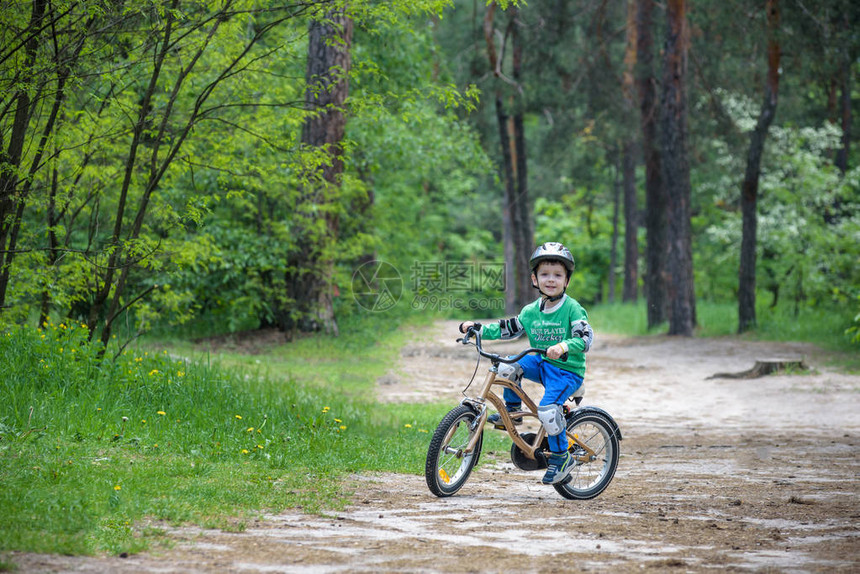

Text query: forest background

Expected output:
[1,0,859,561]
[0,0,858,346]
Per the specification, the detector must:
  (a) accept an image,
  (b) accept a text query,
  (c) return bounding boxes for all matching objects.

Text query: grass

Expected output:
[590,300,745,337]
[592,300,856,345]
[0,314,451,559]
[148,310,436,396]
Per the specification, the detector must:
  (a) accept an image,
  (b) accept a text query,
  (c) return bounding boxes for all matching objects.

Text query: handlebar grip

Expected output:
[459,321,482,334]
[538,348,568,361]
[458,322,483,345]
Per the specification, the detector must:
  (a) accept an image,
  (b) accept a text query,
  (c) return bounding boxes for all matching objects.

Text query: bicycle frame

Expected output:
[460,364,598,465]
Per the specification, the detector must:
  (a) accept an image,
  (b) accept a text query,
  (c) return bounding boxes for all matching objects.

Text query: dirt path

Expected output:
[11,321,860,573]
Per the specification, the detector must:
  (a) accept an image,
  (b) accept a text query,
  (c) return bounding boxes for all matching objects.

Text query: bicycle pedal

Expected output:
[492,422,520,430]
[559,474,573,485]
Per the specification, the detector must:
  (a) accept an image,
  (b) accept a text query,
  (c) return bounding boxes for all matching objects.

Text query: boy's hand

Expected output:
[458,321,475,334]
[546,342,568,360]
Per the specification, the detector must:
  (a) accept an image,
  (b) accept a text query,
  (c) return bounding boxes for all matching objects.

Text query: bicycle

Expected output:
[425,323,622,500]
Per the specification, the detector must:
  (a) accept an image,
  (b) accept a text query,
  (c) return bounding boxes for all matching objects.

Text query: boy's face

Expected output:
[532,261,568,298]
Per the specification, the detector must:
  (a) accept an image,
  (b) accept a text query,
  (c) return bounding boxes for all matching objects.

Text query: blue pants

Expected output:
[503,355,583,453]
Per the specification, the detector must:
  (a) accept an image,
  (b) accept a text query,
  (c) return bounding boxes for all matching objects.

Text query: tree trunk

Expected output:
[287,7,353,337]
[510,8,534,308]
[660,0,696,336]
[622,0,639,303]
[2,17,87,315]
[738,0,780,334]
[707,358,808,380]
[609,150,621,303]
[502,204,517,315]
[0,0,47,310]
[512,111,534,308]
[487,5,533,310]
[622,141,639,302]
[636,0,667,328]
[835,54,851,174]
[496,97,522,307]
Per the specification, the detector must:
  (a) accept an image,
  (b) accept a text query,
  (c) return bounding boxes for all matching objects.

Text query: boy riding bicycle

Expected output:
[459,242,593,486]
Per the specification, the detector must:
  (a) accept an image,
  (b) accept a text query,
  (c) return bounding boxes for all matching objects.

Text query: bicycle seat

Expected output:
[569,383,585,405]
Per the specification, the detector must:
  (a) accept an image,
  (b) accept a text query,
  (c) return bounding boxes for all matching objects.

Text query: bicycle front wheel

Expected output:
[425,405,483,497]
[554,411,620,500]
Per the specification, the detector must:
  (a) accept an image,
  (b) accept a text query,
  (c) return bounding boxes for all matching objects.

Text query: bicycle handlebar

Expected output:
[457,322,568,363]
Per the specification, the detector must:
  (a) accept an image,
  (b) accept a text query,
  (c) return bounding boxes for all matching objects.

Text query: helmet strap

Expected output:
[539,292,566,311]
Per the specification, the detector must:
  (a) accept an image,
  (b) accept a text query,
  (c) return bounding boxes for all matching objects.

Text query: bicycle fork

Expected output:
[443,403,487,458]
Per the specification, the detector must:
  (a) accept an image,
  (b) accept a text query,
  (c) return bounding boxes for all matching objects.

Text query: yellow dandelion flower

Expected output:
[235,415,242,420]
[114,485,121,491]
[97,408,102,412]
[256,445,264,449]
[247,427,254,432]
[148,369,159,376]
[334,418,342,423]
[404,424,412,428]
[339,425,347,430]
[157,411,166,416]
[177,370,185,377]
[241,449,249,454]
[141,419,146,423]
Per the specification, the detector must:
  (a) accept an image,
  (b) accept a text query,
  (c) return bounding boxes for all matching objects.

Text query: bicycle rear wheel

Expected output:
[425,405,483,497]
[554,411,620,500]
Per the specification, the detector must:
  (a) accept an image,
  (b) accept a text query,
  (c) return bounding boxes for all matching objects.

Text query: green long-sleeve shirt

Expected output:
[480,295,592,376]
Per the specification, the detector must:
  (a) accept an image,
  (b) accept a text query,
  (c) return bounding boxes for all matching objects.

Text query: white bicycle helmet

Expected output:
[529,242,575,277]
[530,242,575,306]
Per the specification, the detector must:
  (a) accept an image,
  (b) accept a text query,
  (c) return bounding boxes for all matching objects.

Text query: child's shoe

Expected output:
[542,451,574,484]
[487,405,523,429]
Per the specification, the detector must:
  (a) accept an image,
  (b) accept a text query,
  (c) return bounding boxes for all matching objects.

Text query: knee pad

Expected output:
[538,404,566,436]
[497,362,523,385]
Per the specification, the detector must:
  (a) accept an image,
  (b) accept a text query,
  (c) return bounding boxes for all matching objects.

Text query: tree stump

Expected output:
[707,358,808,380]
